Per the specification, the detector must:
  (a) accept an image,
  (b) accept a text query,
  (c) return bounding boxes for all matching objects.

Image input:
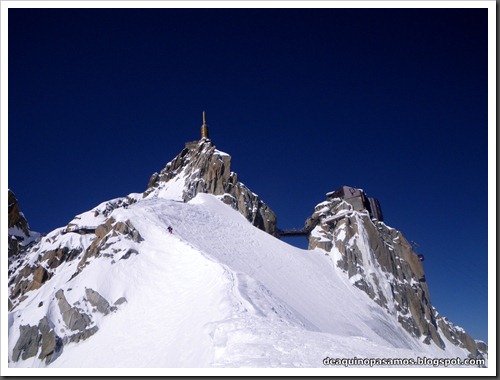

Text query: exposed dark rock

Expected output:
[41,247,82,269]
[476,340,488,354]
[84,196,137,222]
[95,218,114,239]
[8,236,21,258]
[120,249,138,260]
[114,220,143,242]
[62,326,99,345]
[8,190,30,236]
[37,317,60,364]
[55,289,91,332]
[11,287,117,364]
[147,172,159,188]
[77,218,142,271]
[31,266,50,291]
[10,266,33,300]
[114,297,127,306]
[12,317,61,363]
[12,324,41,362]
[8,246,84,311]
[85,288,111,315]
[437,316,485,357]
[8,190,39,258]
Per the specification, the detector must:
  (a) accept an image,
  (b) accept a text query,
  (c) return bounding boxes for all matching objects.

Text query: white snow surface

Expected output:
[8,193,471,369]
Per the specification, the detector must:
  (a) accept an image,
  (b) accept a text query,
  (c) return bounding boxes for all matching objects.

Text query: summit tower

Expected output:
[201,111,209,139]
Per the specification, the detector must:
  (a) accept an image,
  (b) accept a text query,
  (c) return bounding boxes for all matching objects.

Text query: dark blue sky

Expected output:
[8,7,489,343]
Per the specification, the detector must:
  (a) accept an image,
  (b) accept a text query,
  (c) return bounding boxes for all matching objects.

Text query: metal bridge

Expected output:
[277,227,312,237]
[277,210,354,238]
[62,225,97,235]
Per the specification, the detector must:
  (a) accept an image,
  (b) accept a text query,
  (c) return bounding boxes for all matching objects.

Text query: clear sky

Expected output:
[7,6,489,343]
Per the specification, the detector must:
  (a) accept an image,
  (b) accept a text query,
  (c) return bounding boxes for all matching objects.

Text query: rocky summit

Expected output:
[144,138,278,237]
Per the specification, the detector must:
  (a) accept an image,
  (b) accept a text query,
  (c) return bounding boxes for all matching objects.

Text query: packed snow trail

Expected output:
[107,194,469,364]
[126,196,417,347]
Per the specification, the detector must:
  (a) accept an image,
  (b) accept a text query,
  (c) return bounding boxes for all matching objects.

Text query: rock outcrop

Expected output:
[37,317,60,364]
[8,208,142,311]
[10,287,124,364]
[12,325,41,362]
[8,190,30,235]
[145,139,278,236]
[75,217,143,273]
[12,316,63,364]
[55,289,92,332]
[307,188,486,358]
[8,190,39,257]
[85,288,112,315]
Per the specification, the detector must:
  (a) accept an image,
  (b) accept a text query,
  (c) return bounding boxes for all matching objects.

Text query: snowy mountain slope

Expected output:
[8,192,473,368]
[7,139,487,370]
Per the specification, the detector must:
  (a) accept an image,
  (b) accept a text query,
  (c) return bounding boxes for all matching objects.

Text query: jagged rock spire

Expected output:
[145,139,278,237]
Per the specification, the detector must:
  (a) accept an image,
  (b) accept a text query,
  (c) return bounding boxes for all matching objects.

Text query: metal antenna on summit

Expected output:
[201,111,209,139]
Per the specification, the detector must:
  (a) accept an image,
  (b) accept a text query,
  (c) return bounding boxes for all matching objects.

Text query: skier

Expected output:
[167,226,173,234]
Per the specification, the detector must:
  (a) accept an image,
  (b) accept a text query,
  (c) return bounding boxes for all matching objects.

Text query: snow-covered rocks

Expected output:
[8,207,143,314]
[10,286,125,365]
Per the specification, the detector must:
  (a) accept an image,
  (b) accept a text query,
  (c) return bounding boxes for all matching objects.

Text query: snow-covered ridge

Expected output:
[8,193,475,368]
[7,143,486,369]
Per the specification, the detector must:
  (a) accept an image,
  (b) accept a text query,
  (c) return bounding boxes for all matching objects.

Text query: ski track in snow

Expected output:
[8,194,471,368]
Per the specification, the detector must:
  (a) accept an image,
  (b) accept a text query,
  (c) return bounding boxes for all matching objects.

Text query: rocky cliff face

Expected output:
[8,190,39,258]
[144,139,278,236]
[307,191,486,359]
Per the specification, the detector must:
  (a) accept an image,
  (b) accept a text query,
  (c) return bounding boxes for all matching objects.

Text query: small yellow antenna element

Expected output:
[201,111,209,139]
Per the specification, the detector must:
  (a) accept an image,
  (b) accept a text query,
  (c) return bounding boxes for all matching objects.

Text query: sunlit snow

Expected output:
[8,192,472,368]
